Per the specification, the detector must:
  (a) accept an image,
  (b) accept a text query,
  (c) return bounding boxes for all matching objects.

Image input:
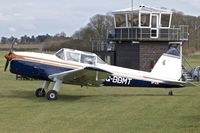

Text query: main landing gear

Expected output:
[168,90,173,96]
[35,79,62,100]
[46,90,58,100]
[35,88,46,97]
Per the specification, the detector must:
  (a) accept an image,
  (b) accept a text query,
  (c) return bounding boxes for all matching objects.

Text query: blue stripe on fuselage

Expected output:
[103,76,181,88]
[10,60,72,80]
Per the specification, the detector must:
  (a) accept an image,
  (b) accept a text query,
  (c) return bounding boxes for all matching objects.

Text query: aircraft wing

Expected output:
[48,67,112,87]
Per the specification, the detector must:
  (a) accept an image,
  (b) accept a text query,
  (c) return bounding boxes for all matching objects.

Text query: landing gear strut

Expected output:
[35,81,50,97]
[35,79,62,100]
[46,78,62,100]
[168,90,173,96]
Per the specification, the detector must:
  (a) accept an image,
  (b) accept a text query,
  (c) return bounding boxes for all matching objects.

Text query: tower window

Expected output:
[141,13,150,27]
[115,14,126,27]
[161,14,170,27]
[127,13,139,27]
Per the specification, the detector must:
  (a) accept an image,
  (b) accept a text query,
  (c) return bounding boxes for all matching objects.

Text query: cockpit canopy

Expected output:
[55,48,106,65]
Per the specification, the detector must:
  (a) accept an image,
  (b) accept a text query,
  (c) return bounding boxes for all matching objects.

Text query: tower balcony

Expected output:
[109,5,189,42]
[108,25,188,42]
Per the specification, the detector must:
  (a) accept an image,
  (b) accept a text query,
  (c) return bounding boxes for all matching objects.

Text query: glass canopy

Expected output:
[55,48,106,65]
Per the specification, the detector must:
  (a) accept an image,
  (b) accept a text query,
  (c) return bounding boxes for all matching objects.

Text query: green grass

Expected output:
[187,54,200,67]
[0,51,200,133]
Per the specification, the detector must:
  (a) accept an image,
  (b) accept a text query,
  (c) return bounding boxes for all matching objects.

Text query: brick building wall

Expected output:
[115,43,140,70]
[139,42,169,72]
[114,42,169,71]
[94,41,169,72]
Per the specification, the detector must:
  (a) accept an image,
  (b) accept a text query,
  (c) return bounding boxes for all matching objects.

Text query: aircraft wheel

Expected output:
[47,90,58,100]
[194,76,198,81]
[35,88,46,97]
[168,90,173,96]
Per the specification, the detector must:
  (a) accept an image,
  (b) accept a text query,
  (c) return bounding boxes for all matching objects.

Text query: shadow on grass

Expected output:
[57,93,196,102]
[0,90,196,101]
[0,90,88,101]
[0,90,35,99]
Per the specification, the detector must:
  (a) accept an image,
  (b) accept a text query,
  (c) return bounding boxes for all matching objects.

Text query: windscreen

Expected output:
[55,49,65,60]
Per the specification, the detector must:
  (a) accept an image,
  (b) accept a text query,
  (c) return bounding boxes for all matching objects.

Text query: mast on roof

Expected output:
[131,0,133,11]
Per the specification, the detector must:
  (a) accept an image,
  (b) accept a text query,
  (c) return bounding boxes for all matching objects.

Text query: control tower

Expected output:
[93,5,188,71]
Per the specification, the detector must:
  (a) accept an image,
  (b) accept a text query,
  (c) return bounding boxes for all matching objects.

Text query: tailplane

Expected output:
[151,48,182,81]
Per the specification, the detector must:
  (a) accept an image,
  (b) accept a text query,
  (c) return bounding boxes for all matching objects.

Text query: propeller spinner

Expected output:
[4,43,15,72]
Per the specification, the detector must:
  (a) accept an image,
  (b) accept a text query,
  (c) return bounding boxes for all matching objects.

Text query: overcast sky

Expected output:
[0,0,199,38]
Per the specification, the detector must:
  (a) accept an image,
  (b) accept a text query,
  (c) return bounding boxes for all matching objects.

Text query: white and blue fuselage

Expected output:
[8,48,185,88]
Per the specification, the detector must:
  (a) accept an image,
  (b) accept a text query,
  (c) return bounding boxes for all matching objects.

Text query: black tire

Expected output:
[47,90,58,100]
[168,91,173,96]
[35,88,46,97]
[194,76,198,81]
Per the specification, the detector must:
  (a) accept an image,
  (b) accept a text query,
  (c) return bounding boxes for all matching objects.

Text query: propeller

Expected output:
[4,59,10,72]
[4,43,15,72]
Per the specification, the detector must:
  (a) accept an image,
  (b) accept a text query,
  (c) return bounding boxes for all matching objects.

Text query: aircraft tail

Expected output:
[151,48,182,81]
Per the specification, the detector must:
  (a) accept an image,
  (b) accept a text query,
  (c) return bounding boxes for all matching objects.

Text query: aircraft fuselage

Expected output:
[9,52,183,88]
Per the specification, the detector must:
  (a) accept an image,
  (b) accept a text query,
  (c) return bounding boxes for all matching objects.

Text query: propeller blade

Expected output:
[4,60,9,72]
[10,43,14,52]
[4,43,15,72]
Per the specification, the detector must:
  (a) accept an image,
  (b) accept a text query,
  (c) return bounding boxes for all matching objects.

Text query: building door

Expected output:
[151,14,159,38]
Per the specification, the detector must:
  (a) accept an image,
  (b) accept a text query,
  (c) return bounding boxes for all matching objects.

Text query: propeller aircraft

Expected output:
[4,45,186,100]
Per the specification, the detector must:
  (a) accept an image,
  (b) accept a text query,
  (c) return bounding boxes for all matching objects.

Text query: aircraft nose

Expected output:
[4,52,15,72]
[4,52,14,61]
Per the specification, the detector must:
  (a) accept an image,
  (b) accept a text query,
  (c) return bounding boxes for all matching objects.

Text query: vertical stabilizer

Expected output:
[151,48,182,81]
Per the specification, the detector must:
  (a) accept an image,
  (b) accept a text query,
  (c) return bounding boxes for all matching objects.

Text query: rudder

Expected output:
[151,48,182,81]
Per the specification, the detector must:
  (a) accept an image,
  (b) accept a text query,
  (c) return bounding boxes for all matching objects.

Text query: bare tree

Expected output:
[72,14,114,43]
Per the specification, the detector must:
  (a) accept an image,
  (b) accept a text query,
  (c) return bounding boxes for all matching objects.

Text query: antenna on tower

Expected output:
[131,0,133,11]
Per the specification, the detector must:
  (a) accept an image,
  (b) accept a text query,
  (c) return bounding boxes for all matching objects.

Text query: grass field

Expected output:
[0,51,200,133]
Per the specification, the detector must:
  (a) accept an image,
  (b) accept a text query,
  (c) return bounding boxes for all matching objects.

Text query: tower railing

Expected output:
[107,25,188,41]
